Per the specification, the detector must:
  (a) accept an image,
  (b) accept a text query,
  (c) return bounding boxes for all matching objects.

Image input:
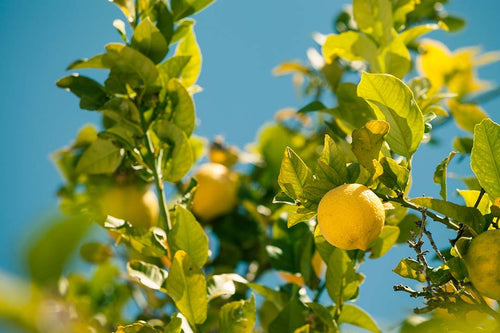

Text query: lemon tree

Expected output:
[2,0,500,332]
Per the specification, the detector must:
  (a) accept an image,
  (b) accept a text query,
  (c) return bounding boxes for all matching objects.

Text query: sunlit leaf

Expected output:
[175,24,201,87]
[393,258,425,282]
[76,138,124,175]
[166,78,195,136]
[110,0,135,23]
[316,135,347,187]
[378,157,409,192]
[353,0,393,45]
[351,120,390,170]
[338,304,381,333]
[127,260,168,291]
[171,19,195,44]
[448,100,488,133]
[207,273,247,301]
[219,295,256,333]
[171,0,215,21]
[471,119,500,199]
[368,225,399,258]
[278,147,313,201]
[131,17,168,64]
[433,152,457,201]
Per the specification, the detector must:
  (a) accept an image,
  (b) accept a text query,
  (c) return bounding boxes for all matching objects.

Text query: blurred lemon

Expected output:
[192,163,238,221]
[317,183,385,250]
[465,229,500,300]
[100,185,159,228]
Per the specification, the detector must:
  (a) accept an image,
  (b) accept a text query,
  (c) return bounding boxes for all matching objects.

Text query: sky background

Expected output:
[1,0,500,331]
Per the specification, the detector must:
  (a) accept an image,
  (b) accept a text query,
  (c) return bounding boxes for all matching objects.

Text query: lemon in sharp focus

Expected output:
[317,183,385,251]
[465,229,500,300]
[192,163,238,221]
[99,185,159,228]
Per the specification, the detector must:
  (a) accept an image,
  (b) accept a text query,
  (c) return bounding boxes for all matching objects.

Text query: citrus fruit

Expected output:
[191,163,238,221]
[317,183,385,250]
[99,185,159,228]
[465,229,500,300]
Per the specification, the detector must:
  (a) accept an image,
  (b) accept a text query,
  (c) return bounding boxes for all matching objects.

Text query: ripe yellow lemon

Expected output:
[317,183,385,250]
[100,185,159,228]
[465,229,500,300]
[192,163,238,221]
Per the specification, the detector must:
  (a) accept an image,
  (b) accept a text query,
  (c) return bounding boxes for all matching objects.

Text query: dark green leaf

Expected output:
[306,303,338,332]
[219,295,256,333]
[378,157,409,192]
[268,295,309,333]
[155,1,174,44]
[127,260,168,291]
[76,138,124,175]
[165,251,207,326]
[131,17,168,64]
[80,242,113,263]
[56,74,107,110]
[246,283,288,310]
[297,101,328,114]
[447,257,468,281]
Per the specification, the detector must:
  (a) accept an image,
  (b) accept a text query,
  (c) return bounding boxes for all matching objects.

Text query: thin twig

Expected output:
[423,226,447,266]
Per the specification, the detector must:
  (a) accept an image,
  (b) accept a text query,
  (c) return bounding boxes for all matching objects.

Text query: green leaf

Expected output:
[412,197,485,234]
[306,303,338,332]
[325,248,363,302]
[154,120,194,182]
[166,78,195,136]
[440,15,465,32]
[171,19,195,44]
[287,211,317,228]
[433,152,457,201]
[393,258,425,282]
[27,215,91,286]
[158,55,192,83]
[67,54,106,70]
[457,190,491,215]
[378,157,409,192]
[358,72,424,159]
[219,295,256,333]
[73,124,98,149]
[453,137,473,155]
[268,295,309,333]
[56,74,107,110]
[297,101,327,114]
[447,257,468,281]
[100,97,143,134]
[165,250,207,326]
[399,23,441,45]
[155,1,174,44]
[207,273,247,301]
[329,83,376,132]
[378,35,411,78]
[175,24,201,87]
[471,119,500,200]
[76,138,124,174]
[104,218,169,257]
[80,242,113,263]
[116,322,158,333]
[127,260,168,291]
[353,0,393,45]
[103,43,159,91]
[316,135,347,187]
[246,283,288,310]
[314,226,335,263]
[164,315,183,333]
[368,225,399,259]
[131,17,168,64]
[170,205,208,267]
[351,120,390,170]
[278,147,313,201]
[110,0,135,23]
[338,304,380,333]
[448,100,488,133]
[323,31,378,65]
[171,0,215,21]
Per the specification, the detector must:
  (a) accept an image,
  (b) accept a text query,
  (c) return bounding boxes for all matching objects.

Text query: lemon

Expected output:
[100,185,159,228]
[192,163,238,221]
[465,229,500,300]
[317,183,385,250]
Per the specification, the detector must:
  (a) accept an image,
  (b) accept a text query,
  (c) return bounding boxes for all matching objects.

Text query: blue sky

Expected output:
[1,0,500,330]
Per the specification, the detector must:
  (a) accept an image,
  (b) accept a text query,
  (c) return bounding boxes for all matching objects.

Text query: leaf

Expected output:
[453,137,473,155]
[351,120,390,170]
[325,248,363,302]
[207,273,247,301]
[171,0,215,21]
[158,55,192,83]
[399,24,441,45]
[338,304,380,333]
[448,100,488,133]
[27,215,91,286]
[378,157,409,192]
[110,0,135,23]
[278,147,313,201]
[287,211,317,228]
[113,19,128,43]
[100,97,143,134]
[169,205,208,267]
[56,74,107,110]
[433,152,457,201]
[175,24,201,87]
[165,251,207,326]
[412,197,485,234]
[166,78,195,136]
[393,258,425,282]
[171,19,195,44]
[246,283,288,310]
[219,295,256,333]
[76,138,124,174]
[457,190,491,215]
[164,315,183,333]
[353,0,393,45]
[323,31,378,64]
[297,101,327,114]
[316,135,347,187]
[306,303,338,332]
[378,35,411,78]
[368,225,399,259]
[154,120,194,182]
[329,83,376,132]
[268,295,309,333]
[127,260,168,291]
[104,218,169,257]
[471,119,500,200]
[358,72,424,159]
[155,1,174,44]
[80,242,113,263]
[67,54,106,70]
[314,226,335,263]
[131,17,168,64]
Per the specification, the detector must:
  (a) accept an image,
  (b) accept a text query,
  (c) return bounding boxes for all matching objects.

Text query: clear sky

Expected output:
[1,0,500,330]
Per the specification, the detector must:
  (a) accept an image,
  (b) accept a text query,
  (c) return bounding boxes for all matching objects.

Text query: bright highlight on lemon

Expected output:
[465,229,500,300]
[192,163,238,221]
[317,183,385,251]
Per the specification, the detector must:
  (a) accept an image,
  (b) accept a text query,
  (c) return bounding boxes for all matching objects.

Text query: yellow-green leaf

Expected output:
[76,138,124,175]
[338,304,381,333]
[351,120,390,170]
[175,24,201,87]
[131,17,168,64]
[433,152,457,201]
[457,190,491,215]
[219,295,256,333]
[448,100,488,133]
